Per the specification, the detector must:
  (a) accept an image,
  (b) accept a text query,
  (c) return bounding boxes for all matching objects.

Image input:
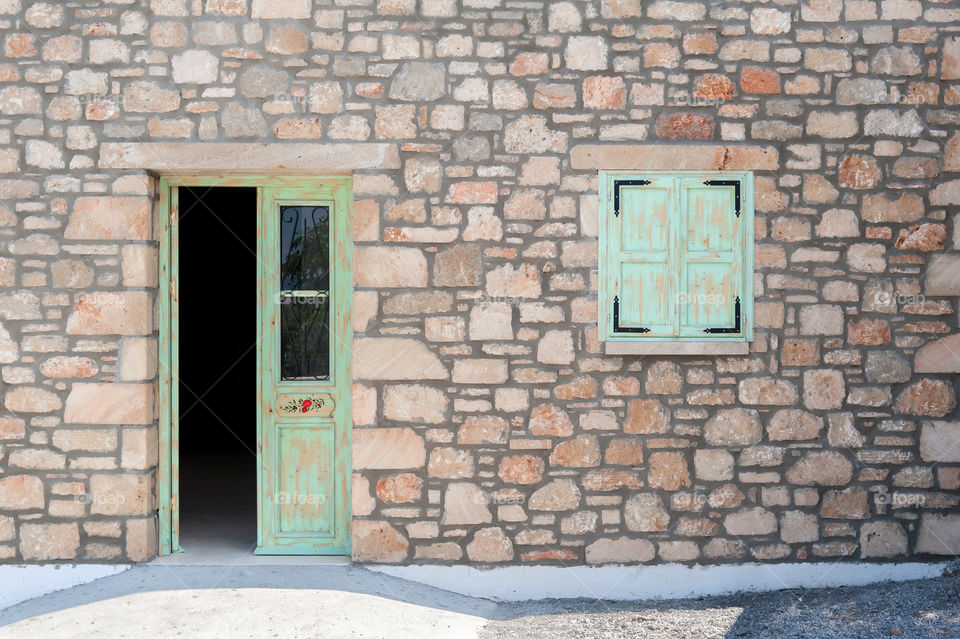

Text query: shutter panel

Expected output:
[677,177,743,337]
[609,177,676,337]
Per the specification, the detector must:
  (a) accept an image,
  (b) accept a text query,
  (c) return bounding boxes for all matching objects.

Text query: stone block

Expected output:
[64,383,154,425]
[65,197,151,240]
[89,473,153,516]
[20,523,79,560]
[353,427,426,470]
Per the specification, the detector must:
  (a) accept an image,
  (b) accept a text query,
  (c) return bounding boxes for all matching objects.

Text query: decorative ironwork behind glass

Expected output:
[280,206,331,380]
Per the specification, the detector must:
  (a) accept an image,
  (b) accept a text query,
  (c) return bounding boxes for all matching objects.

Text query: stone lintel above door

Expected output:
[99,142,401,172]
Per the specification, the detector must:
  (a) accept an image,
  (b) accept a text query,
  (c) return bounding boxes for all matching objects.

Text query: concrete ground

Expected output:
[0,564,497,639]
[1,565,958,639]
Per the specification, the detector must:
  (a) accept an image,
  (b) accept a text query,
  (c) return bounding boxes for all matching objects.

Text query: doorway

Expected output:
[157,176,354,557]
[178,186,258,557]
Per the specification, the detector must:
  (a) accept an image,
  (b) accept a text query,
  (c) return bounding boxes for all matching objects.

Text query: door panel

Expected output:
[277,422,335,535]
[257,179,352,555]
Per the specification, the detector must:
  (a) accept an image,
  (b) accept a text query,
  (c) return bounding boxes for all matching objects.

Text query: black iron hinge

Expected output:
[613,179,651,217]
[703,179,741,217]
[612,296,651,333]
[703,297,742,334]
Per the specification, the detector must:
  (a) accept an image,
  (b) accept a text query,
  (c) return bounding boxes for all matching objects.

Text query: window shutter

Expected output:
[677,177,744,337]
[608,176,676,337]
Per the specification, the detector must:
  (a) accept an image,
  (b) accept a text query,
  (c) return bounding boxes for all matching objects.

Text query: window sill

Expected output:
[604,341,750,356]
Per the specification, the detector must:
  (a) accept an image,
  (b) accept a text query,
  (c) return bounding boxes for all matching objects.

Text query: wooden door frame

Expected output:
[156,174,353,556]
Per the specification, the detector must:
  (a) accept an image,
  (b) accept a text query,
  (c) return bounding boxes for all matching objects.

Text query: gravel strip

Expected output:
[481,575,960,639]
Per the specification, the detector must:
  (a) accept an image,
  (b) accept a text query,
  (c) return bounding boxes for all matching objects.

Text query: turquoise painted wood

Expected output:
[257,181,353,555]
[599,171,754,343]
[157,177,174,554]
[678,178,740,336]
[156,176,352,558]
[614,176,676,336]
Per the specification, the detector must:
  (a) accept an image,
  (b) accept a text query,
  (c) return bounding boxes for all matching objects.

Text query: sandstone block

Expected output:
[695,449,735,481]
[66,197,151,240]
[648,452,691,491]
[171,50,219,84]
[119,338,158,382]
[565,36,607,71]
[860,521,907,558]
[353,427,426,469]
[469,303,513,341]
[352,520,408,563]
[123,81,181,113]
[768,409,822,441]
[383,384,448,424]
[485,264,541,299]
[529,404,574,437]
[705,408,762,446]
[803,369,845,410]
[441,482,492,525]
[821,486,869,519]
[894,379,956,417]
[827,413,865,449]
[537,330,574,365]
[67,292,152,336]
[376,473,422,503]
[352,474,375,517]
[915,515,960,555]
[121,427,158,470]
[355,338,447,381]
[919,421,960,462]
[90,473,152,516]
[0,475,44,510]
[20,523,79,561]
[586,537,655,564]
[549,435,600,468]
[64,383,153,425]
[529,479,580,511]
[738,377,799,405]
[126,517,157,562]
[434,245,483,287]
[625,399,670,434]
[787,451,853,486]
[251,0,311,19]
[389,62,446,102]
[427,447,474,479]
[5,386,61,413]
[724,507,777,535]
[458,416,508,444]
[781,511,819,543]
[624,493,670,532]
[914,334,960,373]
[467,527,514,562]
[498,455,544,484]
[451,359,508,384]
[504,116,567,154]
[798,304,843,335]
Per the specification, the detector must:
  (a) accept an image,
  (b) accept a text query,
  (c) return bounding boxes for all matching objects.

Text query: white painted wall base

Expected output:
[0,564,130,610]
[369,561,951,601]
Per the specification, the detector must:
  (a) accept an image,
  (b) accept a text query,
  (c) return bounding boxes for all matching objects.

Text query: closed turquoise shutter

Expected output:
[677,177,744,337]
[607,176,677,337]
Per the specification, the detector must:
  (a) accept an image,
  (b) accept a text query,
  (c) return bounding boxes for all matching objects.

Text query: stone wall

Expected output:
[0,0,958,565]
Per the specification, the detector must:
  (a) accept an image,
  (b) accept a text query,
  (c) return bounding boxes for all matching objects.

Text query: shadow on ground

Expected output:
[0,566,957,639]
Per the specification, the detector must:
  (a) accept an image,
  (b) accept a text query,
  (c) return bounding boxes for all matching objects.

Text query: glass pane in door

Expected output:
[279,205,330,380]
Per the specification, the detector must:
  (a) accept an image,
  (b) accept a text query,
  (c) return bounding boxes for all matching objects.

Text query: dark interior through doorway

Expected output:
[178,186,258,556]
